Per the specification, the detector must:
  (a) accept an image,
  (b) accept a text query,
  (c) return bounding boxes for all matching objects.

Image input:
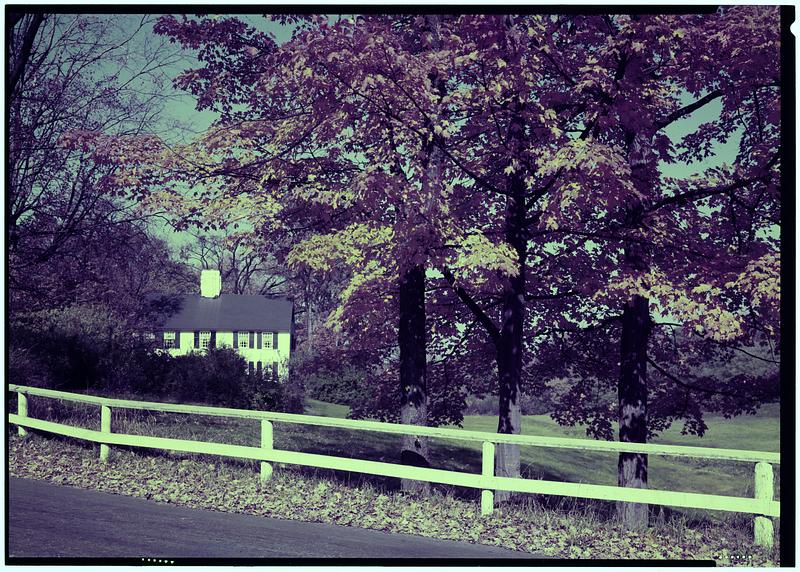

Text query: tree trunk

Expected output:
[495,99,527,502]
[617,294,650,530]
[399,263,429,493]
[495,317,522,498]
[396,13,443,494]
[305,291,314,354]
[615,73,656,524]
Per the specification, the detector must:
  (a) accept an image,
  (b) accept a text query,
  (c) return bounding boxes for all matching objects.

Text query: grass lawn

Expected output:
[460,403,780,500]
[299,400,780,503]
[23,395,780,515]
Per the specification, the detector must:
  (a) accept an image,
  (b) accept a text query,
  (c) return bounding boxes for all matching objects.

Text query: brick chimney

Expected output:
[200,269,221,298]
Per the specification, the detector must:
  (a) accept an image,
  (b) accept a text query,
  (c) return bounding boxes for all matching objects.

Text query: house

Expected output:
[148,270,293,381]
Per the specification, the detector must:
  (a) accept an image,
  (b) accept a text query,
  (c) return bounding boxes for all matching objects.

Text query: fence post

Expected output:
[17,393,28,437]
[260,419,274,484]
[481,441,495,516]
[100,405,112,462]
[754,462,774,549]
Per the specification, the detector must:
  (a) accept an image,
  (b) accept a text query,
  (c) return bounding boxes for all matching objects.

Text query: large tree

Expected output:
[65,10,781,521]
[86,14,517,488]
[514,8,781,528]
[7,13,186,312]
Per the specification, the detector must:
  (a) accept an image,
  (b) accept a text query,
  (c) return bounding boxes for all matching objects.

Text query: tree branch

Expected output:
[648,357,748,398]
[8,13,45,97]
[646,153,778,214]
[524,289,578,301]
[653,90,723,131]
[441,268,500,341]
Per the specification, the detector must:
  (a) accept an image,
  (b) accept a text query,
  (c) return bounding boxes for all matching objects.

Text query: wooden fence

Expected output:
[8,384,780,549]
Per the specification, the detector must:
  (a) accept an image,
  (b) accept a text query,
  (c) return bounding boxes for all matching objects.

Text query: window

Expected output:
[164,331,176,349]
[145,332,156,342]
[238,331,249,349]
[263,332,273,349]
[199,331,211,350]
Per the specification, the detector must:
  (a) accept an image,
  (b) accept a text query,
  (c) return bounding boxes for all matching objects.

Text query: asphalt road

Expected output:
[9,477,538,559]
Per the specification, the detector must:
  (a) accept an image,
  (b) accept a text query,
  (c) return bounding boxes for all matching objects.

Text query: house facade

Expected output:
[150,270,293,381]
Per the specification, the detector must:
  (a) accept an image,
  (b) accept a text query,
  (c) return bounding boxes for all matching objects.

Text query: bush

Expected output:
[139,348,303,412]
[464,390,554,417]
[251,378,304,414]
[9,305,303,412]
[9,305,155,392]
[302,364,364,406]
[159,348,252,407]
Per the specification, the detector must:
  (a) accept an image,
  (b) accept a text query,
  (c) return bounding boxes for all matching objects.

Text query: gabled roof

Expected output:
[146,294,293,332]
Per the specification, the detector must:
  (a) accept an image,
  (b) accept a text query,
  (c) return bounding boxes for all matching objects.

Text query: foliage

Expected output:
[346,358,469,428]
[464,392,553,417]
[9,307,298,411]
[290,335,471,427]
[9,304,155,392]
[8,14,190,313]
[536,319,779,441]
[157,349,246,407]
[250,367,305,414]
[140,348,302,411]
[291,352,365,406]
[60,9,782,442]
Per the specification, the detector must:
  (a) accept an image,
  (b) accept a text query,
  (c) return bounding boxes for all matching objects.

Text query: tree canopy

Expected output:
[59,9,782,464]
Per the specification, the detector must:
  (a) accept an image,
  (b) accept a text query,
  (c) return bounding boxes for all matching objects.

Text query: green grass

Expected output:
[457,403,780,501]
[300,400,780,496]
[21,395,780,515]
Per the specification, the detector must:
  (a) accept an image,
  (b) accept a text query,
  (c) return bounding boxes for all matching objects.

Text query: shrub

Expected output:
[131,349,304,412]
[250,379,303,414]
[289,352,362,406]
[9,305,155,392]
[304,365,364,405]
[9,305,303,412]
[464,390,554,417]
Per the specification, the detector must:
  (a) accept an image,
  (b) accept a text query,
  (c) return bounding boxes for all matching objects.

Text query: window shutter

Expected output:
[248,362,254,375]
[273,332,279,350]
[210,331,216,349]
[175,332,181,349]
[257,332,262,349]
[194,331,199,348]
[249,331,255,348]
[256,361,262,379]
[272,362,278,381]
[159,331,165,348]
[233,331,238,348]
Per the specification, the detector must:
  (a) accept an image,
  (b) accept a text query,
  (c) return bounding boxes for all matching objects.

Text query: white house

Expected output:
[149,270,293,381]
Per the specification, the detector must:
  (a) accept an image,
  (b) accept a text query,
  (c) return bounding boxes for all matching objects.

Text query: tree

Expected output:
[420,9,781,511]
[513,9,781,528]
[7,13,186,313]
[600,9,778,529]
[179,229,289,295]
[75,13,526,490]
[65,10,782,521]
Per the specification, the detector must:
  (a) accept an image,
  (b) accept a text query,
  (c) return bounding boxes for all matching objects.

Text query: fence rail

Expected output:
[8,384,780,548]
